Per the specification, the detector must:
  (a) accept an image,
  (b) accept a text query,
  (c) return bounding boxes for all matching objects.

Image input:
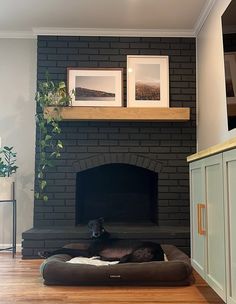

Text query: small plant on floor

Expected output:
[0,146,18,177]
[35,75,72,202]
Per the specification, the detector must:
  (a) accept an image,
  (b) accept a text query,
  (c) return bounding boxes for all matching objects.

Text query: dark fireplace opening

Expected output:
[76,163,158,224]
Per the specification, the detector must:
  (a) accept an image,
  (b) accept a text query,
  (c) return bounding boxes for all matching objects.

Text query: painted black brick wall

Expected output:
[35,35,196,228]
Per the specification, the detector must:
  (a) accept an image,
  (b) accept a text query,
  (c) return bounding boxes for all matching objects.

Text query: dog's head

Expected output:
[88,217,109,239]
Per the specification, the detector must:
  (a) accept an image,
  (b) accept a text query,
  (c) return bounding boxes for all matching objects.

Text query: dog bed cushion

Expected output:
[40,244,193,286]
[67,256,120,266]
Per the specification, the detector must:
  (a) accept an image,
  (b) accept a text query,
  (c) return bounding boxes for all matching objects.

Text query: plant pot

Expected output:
[0,177,15,200]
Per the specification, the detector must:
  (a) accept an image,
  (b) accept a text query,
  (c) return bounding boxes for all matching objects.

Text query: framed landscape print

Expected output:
[127,55,169,108]
[68,68,123,107]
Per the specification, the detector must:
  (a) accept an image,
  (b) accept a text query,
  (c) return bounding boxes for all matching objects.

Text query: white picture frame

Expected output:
[68,68,123,107]
[127,55,169,108]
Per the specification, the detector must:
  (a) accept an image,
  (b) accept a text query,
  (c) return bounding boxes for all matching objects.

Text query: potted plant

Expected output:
[35,76,72,202]
[0,146,18,200]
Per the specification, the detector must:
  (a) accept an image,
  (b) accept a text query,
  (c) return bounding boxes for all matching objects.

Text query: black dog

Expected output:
[39,218,164,263]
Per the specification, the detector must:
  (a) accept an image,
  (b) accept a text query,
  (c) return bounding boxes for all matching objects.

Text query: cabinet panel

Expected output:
[224,150,236,304]
[190,147,236,303]
[190,154,226,301]
[205,155,226,300]
[190,161,205,278]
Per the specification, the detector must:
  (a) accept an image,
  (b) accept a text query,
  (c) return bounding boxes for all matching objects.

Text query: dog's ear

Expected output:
[98,217,104,224]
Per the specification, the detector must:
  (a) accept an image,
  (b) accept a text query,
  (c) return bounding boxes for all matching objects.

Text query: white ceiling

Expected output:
[0,0,216,38]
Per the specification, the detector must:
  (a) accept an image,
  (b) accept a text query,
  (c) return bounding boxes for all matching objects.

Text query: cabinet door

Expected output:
[204,154,226,301]
[190,159,206,278]
[223,150,236,304]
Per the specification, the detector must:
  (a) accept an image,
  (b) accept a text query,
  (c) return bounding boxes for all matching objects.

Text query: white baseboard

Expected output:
[0,244,21,252]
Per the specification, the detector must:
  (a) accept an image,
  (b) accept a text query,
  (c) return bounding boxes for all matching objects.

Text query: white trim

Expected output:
[194,0,216,36]
[33,27,195,37]
[0,31,36,39]
[0,244,21,252]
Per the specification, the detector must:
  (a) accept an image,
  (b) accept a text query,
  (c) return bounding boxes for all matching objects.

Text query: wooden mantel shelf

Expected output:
[44,106,190,122]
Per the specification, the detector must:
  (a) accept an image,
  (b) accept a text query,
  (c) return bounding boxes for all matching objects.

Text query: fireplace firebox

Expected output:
[76,164,157,224]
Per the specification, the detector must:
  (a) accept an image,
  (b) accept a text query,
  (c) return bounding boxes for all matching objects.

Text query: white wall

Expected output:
[197,0,236,150]
[0,38,36,247]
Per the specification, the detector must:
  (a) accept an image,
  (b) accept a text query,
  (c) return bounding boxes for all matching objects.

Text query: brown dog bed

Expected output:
[40,244,193,286]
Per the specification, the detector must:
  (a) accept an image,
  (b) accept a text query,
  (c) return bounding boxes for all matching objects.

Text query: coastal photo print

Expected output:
[127,56,169,107]
[67,68,123,106]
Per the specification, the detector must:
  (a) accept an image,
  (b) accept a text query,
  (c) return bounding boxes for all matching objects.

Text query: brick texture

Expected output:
[35,36,196,227]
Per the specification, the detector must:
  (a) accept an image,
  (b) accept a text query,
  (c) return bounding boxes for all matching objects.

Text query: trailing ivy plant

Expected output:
[0,146,18,177]
[35,77,72,202]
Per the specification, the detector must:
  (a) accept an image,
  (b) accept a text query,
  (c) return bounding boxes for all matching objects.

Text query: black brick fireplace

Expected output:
[22,35,196,258]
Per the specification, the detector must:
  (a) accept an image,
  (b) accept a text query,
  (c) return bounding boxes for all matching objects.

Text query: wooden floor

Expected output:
[0,253,225,304]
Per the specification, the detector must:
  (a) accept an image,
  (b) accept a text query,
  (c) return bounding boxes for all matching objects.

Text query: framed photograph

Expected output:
[68,68,123,107]
[224,52,236,105]
[127,55,169,108]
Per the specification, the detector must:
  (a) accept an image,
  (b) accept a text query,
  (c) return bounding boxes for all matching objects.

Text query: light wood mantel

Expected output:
[44,106,190,122]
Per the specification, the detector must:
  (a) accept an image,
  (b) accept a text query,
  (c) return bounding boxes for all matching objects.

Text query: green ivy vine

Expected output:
[35,77,72,202]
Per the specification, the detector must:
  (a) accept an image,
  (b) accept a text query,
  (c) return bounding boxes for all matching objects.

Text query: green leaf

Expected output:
[45,135,52,141]
[35,192,40,199]
[58,82,66,89]
[43,195,48,202]
[37,172,44,179]
[40,180,47,190]
[57,140,63,149]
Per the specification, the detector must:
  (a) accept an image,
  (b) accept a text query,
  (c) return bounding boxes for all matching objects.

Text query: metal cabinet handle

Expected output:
[197,203,206,235]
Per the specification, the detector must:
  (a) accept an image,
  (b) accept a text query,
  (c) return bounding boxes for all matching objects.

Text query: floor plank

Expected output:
[0,253,225,304]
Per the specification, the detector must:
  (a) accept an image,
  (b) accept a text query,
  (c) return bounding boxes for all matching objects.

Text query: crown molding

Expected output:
[1,0,218,41]
[0,31,36,39]
[194,0,216,36]
[32,27,195,37]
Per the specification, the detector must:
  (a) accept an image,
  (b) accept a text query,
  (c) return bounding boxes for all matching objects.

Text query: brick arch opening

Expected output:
[73,153,162,174]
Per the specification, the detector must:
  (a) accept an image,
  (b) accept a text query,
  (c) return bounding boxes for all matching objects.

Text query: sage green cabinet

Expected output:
[190,154,226,301]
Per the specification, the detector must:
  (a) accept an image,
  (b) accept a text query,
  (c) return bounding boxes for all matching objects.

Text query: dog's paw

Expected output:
[119,254,130,263]
[38,250,50,258]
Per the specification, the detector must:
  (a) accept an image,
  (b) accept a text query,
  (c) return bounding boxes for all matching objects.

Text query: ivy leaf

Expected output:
[37,172,44,179]
[35,192,40,199]
[58,82,66,89]
[43,195,48,202]
[40,180,47,190]
[57,140,63,149]
[45,135,52,141]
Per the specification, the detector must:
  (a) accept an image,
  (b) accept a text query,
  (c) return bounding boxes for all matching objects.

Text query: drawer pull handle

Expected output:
[197,203,206,235]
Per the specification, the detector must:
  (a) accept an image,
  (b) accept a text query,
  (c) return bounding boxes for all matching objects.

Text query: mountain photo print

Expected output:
[68,68,123,107]
[127,56,169,108]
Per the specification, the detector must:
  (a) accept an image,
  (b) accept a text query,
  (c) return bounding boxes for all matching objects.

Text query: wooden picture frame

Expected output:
[127,55,169,108]
[67,68,123,107]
